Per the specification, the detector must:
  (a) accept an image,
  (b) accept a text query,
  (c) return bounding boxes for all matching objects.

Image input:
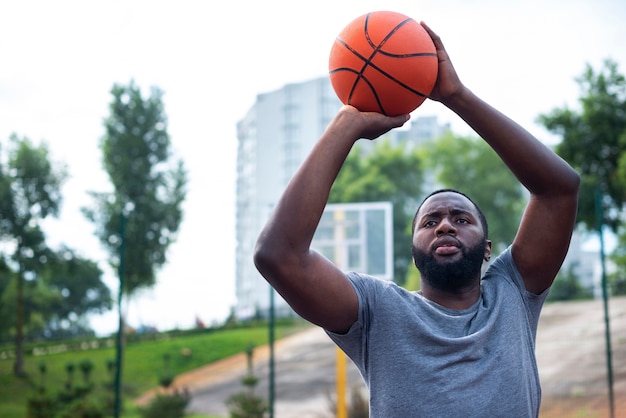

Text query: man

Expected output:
[254,22,579,417]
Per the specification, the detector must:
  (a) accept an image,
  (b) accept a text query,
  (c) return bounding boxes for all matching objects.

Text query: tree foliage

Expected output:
[538,59,626,233]
[0,135,111,372]
[547,267,594,302]
[41,247,112,339]
[421,132,525,253]
[0,134,66,374]
[329,138,424,285]
[83,80,187,296]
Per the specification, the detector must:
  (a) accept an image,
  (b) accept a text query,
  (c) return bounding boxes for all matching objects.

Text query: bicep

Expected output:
[259,250,359,333]
[511,194,578,294]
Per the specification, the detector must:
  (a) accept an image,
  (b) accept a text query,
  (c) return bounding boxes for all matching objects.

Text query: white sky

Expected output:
[1,0,624,335]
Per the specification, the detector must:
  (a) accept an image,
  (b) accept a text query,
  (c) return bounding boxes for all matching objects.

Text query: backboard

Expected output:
[312,201,393,280]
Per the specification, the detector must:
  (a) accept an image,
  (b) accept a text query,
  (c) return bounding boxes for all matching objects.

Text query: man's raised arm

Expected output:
[422,22,580,293]
[254,106,408,333]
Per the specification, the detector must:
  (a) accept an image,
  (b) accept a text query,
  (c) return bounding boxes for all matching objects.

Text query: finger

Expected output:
[420,21,445,51]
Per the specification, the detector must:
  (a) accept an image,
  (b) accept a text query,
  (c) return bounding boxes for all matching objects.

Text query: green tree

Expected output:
[0,257,13,341]
[83,81,187,412]
[41,247,112,339]
[538,59,626,233]
[329,138,424,285]
[0,247,109,343]
[83,80,187,297]
[421,132,525,253]
[0,134,66,376]
[547,267,594,302]
[0,270,61,343]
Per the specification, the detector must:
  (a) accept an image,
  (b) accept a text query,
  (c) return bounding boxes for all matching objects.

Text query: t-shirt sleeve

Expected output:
[324,272,384,364]
[485,246,549,331]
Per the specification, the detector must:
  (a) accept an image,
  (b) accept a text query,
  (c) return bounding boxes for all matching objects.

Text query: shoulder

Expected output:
[346,271,407,294]
[483,246,520,286]
[482,247,532,301]
[346,271,414,307]
[482,246,549,316]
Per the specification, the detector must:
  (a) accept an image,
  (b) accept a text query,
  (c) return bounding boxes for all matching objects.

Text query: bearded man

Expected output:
[254,22,580,417]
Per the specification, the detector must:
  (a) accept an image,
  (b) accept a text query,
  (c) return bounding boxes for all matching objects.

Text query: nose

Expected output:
[436,218,456,236]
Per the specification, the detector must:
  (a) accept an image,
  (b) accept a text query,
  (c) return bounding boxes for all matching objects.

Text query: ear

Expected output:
[484,240,492,262]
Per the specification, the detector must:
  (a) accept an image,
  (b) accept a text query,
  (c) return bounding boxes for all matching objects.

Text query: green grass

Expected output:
[0,320,307,418]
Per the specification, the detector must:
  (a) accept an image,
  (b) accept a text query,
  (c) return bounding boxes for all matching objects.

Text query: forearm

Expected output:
[253,107,408,332]
[445,87,580,195]
[255,107,408,264]
[256,111,361,261]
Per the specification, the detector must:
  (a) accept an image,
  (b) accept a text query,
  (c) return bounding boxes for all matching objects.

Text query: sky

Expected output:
[1,0,625,336]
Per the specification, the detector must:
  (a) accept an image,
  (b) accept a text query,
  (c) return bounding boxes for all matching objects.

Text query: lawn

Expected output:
[0,320,305,418]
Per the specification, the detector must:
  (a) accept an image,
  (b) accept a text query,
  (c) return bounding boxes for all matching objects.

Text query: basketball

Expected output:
[329,11,438,116]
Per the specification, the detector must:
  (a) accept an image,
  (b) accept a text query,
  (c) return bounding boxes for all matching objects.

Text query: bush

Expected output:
[58,397,107,418]
[140,390,190,418]
[27,392,57,418]
[226,392,268,418]
[226,345,268,418]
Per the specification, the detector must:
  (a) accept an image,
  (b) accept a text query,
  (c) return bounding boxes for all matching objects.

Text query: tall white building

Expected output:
[235,77,341,319]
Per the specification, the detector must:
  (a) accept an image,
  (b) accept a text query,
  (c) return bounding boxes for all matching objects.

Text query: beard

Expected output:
[412,240,486,293]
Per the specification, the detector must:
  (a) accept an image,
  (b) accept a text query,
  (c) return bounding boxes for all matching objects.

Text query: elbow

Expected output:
[567,167,581,196]
[253,232,283,280]
[555,163,580,197]
[254,232,306,287]
[253,235,273,276]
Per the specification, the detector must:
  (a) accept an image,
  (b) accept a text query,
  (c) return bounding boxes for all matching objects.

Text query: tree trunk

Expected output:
[13,272,24,376]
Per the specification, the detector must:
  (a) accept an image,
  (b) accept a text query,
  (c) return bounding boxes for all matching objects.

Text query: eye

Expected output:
[456,218,469,224]
[423,220,437,228]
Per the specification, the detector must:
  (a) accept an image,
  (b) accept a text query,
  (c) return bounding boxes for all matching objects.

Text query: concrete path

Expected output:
[182,326,363,418]
[137,296,626,418]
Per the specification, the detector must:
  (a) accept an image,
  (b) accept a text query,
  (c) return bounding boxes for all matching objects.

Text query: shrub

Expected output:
[27,392,57,418]
[140,390,190,418]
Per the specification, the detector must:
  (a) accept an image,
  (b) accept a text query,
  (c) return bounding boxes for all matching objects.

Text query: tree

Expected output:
[329,138,424,285]
[41,247,112,339]
[0,134,66,376]
[0,267,60,344]
[421,132,526,253]
[0,257,13,341]
[538,59,626,233]
[0,247,110,343]
[83,80,187,297]
[83,81,187,413]
[547,267,594,302]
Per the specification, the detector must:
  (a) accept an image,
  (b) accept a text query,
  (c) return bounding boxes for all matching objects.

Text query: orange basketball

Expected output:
[329,11,438,116]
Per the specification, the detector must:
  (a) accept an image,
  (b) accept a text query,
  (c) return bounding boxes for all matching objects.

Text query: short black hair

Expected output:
[412,189,489,239]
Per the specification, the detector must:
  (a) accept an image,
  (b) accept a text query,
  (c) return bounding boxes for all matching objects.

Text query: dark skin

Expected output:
[412,192,491,309]
[253,22,580,334]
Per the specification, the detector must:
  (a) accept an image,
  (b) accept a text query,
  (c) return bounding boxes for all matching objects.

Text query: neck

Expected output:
[418,279,481,310]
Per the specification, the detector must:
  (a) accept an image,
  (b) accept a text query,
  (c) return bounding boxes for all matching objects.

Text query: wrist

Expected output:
[327,107,363,143]
[442,86,475,113]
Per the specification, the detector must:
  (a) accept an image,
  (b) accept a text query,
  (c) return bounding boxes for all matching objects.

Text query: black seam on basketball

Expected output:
[330,14,436,112]
[331,41,431,98]
[327,66,385,112]
[378,51,438,59]
[350,74,385,113]
[365,14,412,51]
[363,15,430,99]
[334,37,435,65]
[368,61,429,98]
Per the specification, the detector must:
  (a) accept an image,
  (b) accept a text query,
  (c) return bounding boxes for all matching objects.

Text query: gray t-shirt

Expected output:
[326,247,548,417]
